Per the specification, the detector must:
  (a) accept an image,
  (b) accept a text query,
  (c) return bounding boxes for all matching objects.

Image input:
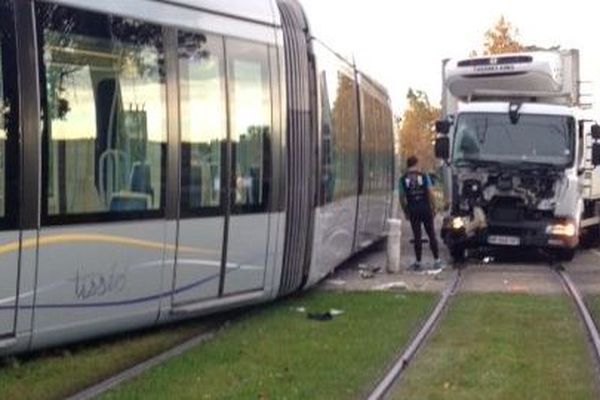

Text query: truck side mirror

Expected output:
[435,137,450,159]
[592,124,600,140]
[435,120,451,135]
[593,143,600,166]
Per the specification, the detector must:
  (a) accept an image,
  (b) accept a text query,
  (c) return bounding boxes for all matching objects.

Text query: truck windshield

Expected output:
[452,113,574,167]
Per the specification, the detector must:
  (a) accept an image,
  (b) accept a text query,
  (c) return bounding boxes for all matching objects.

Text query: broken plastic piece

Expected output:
[374,281,408,291]
[425,268,443,276]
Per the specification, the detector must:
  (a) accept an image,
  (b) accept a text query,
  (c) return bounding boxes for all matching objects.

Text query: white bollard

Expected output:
[387,219,402,273]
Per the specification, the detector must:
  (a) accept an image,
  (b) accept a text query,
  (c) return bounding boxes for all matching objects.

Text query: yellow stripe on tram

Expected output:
[0,233,216,257]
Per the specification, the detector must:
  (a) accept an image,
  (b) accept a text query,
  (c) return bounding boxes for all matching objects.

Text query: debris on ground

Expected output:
[358,263,382,273]
[360,270,375,279]
[295,308,345,321]
[374,281,409,291]
[358,263,382,279]
[307,312,333,321]
[422,268,444,276]
[306,308,345,321]
[326,279,346,286]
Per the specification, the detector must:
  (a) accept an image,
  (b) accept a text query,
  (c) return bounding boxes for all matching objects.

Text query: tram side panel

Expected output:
[306,43,361,287]
[363,88,394,242]
[355,77,394,251]
[0,0,21,344]
[31,3,168,349]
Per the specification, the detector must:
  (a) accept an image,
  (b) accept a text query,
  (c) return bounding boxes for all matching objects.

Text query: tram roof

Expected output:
[164,0,281,26]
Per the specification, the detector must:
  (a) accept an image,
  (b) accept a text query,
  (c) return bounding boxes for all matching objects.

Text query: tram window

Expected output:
[0,0,18,227]
[37,4,167,222]
[178,31,226,214]
[226,39,271,212]
[319,60,359,204]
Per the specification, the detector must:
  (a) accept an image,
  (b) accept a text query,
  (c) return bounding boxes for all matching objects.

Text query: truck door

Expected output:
[0,0,21,337]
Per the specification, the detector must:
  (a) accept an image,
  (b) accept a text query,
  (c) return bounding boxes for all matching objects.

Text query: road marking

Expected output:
[592,249,600,259]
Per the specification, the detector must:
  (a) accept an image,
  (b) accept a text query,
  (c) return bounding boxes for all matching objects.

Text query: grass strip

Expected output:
[392,293,598,400]
[0,317,216,400]
[102,291,436,400]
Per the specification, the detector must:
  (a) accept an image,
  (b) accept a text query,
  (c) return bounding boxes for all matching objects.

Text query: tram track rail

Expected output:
[553,264,600,368]
[65,326,220,400]
[367,267,463,400]
[368,250,600,400]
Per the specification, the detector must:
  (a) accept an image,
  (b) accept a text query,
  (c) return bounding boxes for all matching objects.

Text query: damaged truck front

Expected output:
[436,50,600,261]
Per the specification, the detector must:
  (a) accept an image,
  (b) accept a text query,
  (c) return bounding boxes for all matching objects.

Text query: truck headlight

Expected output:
[546,221,577,237]
[451,217,467,230]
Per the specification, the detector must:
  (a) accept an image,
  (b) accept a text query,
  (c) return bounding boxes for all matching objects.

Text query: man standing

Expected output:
[399,156,443,270]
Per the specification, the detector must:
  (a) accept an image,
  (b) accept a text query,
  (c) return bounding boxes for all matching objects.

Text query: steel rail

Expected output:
[367,268,462,400]
[66,329,217,400]
[555,266,600,365]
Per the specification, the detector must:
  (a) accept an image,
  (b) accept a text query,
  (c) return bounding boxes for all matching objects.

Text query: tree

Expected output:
[480,16,524,55]
[399,89,440,172]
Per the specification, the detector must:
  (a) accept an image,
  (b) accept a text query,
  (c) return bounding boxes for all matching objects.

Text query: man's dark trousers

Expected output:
[409,210,439,262]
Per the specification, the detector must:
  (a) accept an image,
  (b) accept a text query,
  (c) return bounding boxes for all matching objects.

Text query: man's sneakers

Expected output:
[408,261,422,271]
[433,258,445,270]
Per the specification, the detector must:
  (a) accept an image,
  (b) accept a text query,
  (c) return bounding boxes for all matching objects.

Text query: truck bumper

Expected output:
[441,216,578,250]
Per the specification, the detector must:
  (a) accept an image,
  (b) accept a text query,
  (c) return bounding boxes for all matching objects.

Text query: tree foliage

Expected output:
[399,89,440,172]
[481,16,524,55]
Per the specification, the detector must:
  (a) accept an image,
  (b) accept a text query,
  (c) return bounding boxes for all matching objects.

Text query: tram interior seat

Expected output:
[109,192,152,211]
[109,163,154,211]
[130,162,154,200]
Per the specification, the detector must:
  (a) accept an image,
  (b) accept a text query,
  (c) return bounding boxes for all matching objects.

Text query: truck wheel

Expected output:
[450,245,466,263]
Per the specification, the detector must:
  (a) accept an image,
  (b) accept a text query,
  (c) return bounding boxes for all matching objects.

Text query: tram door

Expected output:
[172,34,274,302]
[221,39,272,296]
[0,0,20,337]
[172,31,226,305]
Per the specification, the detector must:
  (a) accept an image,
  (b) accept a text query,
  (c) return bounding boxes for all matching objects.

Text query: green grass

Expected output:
[392,293,597,400]
[0,318,217,400]
[102,291,436,400]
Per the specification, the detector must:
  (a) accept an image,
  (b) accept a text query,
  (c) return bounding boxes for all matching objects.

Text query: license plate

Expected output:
[488,235,521,246]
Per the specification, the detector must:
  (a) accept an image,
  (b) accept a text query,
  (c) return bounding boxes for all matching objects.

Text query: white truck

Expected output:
[435,50,600,261]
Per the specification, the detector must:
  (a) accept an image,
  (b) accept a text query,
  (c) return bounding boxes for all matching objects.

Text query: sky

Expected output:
[300,0,600,117]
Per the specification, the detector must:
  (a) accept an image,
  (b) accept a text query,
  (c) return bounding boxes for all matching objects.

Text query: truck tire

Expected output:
[450,245,466,263]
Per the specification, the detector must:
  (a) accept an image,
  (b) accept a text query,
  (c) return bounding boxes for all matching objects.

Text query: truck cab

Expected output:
[436,51,600,261]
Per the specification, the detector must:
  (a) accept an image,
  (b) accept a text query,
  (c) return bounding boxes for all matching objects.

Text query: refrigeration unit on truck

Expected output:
[435,50,600,261]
